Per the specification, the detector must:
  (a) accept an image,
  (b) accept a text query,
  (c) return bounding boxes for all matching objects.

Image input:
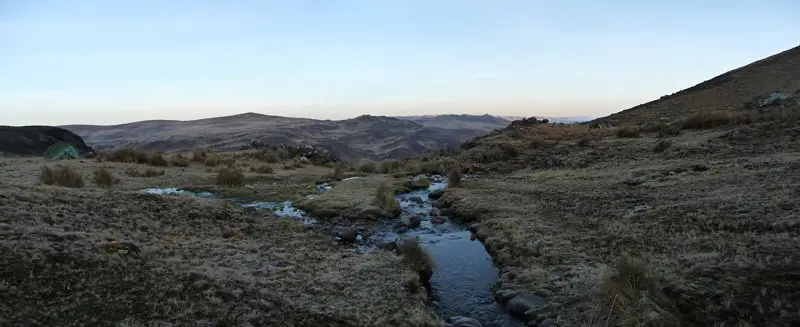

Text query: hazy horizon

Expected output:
[2,1,798,126]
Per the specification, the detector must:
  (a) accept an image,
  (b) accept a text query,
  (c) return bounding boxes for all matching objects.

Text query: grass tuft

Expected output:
[92,167,119,188]
[170,154,190,167]
[396,238,435,292]
[592,256,681,327]
[332,162,347,181]
[39,165,84,188]
[251,165,274,174]
[616,127,642,138]
[376,182,400,215]
[447,164,462,187]
[680,111,755,130]
[216,167,245,187]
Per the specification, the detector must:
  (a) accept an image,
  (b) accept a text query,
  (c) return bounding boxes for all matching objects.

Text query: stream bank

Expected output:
[140,175,535,326]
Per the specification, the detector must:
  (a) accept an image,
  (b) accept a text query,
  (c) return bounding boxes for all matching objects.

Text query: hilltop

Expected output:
[587,44,800,127]
[62,113,512,161]
[0,125,95,156]
[423,44,800,326]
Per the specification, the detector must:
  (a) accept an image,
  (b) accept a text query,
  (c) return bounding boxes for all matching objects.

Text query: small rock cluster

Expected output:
[493,288,555,326]
[745,91,798,111]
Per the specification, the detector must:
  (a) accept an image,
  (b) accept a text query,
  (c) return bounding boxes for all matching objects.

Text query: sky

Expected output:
[1,1,798,126]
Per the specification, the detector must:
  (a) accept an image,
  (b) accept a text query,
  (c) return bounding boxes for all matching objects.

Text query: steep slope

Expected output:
[62,113,487,161]
[0,125,95,156]
[588,44,800,126]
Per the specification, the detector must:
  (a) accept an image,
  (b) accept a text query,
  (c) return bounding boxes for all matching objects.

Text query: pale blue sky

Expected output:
[1,1,798,125]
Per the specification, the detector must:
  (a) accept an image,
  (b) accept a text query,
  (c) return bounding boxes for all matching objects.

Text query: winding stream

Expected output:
[141,175,523,326]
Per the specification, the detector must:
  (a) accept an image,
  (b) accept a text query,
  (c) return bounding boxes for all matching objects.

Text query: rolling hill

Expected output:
[61,113,513,161]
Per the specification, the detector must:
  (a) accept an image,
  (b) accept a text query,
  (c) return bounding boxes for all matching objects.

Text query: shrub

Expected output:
[376,182,400,215]
[653,140,672,153]
[276,148,290,160]
[417,161,444,175]
[593,256,681,327]
[39,165,84,188]
[149,152,168,166]
[170,154,190,167]
[292,160,304,169]
[616,127,641,138]
[447,164,462,187]
[263,152,280,163]
[216,167,245,187]
[92,167,119,188]
[359,162,377,173]
[251,165,274,174]
[282,164,296,170]
[221,157,235,167]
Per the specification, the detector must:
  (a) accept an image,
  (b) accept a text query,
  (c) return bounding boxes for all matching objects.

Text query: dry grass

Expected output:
[591,256,681,327]
[379,160,400,174]
[126,168,165,178]
[170,153,190,167]
[359,162,378,173]
[332,162,347,181]
[376,182,401,216]
[92,167,119,188]
[446,163,462,187]
[149,152,168,166]
[295,175,402,221]
[396,238,436,292]
[216,167,245,187]
[438,117,800,326]
[0,184,440,326]
[38,165,84,188]
[616,127,641,138]
[250,165,274,174]
[680,111,756,130]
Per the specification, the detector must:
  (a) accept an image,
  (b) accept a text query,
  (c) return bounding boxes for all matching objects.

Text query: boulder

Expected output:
[506,292,548,319]
[431,216,446,224]
[336,227,359,243]
[494,289,521,303]
[428,189,445,200]
[409,196,424,204]
[402,215,422,228]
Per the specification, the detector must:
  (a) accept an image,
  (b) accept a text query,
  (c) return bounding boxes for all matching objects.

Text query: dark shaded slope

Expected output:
[0,126,94,155]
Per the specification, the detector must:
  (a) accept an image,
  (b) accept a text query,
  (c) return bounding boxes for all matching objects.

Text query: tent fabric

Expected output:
[44,142,81,160]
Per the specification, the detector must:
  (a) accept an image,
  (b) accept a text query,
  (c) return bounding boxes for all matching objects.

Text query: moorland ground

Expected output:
[0,151,445,327]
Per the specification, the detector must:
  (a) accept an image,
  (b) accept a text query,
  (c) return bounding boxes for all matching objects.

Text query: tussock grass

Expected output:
[39,165,84,188]
[106,147,151,164]
[376,182,400,215]
[616,127,642,138]
[203,155,220,167]
[92,167,119,188]
[680,111,755,130]
[653,140,672,153]
[359,162,377,173]
[410,176,431,190]
[126,168,165,178]
[397,238,435,292]
[216,167,245,187]
[191,147,215,162]
[332,162,347,181]
[378,160,400,174]
[170,154,190,167]
[250,165,274,174]
[447,164,462,187]
[591,256,681,327]
[148,152,168,166]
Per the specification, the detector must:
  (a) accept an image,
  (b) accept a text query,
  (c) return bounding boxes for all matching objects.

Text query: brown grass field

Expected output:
[0,155,443,326]
[438,103,800,326]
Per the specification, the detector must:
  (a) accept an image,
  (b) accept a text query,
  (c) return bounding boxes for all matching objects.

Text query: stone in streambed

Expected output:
[446,316,483,327]
[431,216,446,224]
[428,189,445,200]
[506,292,548,319]
[402,214,422,228]
[336,227,359,243]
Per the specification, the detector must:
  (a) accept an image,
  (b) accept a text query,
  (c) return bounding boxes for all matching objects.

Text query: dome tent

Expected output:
[44,142,81,160]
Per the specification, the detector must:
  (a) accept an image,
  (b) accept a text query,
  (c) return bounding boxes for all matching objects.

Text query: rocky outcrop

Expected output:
[0,125,95,156]
[745,91,797,110]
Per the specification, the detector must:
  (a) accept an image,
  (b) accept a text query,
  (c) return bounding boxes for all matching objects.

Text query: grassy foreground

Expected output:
[439,109,800,326]
[0,156,442,326]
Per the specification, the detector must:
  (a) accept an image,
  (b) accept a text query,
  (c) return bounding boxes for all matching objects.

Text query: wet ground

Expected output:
[140,175,523,326]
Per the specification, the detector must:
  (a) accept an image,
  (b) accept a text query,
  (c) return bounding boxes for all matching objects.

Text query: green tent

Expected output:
[44,142,81,160]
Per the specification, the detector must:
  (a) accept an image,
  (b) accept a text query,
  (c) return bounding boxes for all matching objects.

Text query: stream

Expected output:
[141,175,523,327]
